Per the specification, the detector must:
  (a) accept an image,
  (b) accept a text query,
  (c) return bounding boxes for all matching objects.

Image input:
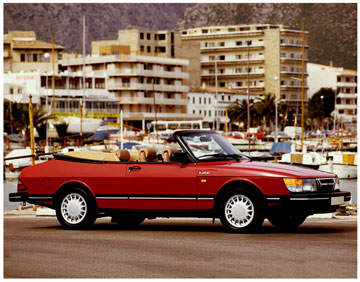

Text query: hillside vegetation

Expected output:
[4,3,357,70]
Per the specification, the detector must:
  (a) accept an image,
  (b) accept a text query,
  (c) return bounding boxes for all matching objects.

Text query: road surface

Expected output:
[4,216,357,278]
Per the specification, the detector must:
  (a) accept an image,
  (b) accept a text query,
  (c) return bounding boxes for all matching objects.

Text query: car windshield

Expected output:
[179,131,248,161]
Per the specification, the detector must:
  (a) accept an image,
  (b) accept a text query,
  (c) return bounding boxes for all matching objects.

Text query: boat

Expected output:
[62,117,102,134]
[279,145,327,169]
[319,152,357,179]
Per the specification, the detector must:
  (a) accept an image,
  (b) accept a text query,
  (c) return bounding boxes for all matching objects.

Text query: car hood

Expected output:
[198,160,336,178]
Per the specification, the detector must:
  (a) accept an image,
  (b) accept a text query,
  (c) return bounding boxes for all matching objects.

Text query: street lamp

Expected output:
[274,75,279,143]
[44,52,51,152]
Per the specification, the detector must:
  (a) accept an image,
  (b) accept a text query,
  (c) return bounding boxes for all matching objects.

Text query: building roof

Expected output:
[7,31,36,38]
[341,69,357,76]
[12,40,64,50]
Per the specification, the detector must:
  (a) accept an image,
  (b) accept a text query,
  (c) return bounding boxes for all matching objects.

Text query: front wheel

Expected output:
[267,214,307,230]
[219,189,264,233]
[56,188,96,229]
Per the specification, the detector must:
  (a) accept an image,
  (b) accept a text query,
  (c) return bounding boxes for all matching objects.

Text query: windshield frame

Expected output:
[173,130,249,163]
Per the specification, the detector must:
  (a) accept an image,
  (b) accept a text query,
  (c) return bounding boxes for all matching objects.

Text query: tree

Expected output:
[253,93,275,129]
[4,100,55,143]
[307,88,336,128]
[228,99,250,130]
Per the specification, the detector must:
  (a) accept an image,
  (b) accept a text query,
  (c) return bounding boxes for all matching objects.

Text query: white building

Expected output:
[187,86,247,130]
[307,62,357,131]
[307,62,343,98]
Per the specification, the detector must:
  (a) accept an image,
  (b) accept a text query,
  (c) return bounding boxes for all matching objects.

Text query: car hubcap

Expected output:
[225,195,254,228]
[61,193,87,224]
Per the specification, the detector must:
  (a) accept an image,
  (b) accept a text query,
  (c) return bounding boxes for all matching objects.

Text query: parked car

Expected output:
[10,130,350,233]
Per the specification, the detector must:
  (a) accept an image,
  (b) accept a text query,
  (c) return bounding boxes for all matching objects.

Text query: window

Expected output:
[9,87,13,94]
[193,110,195,114]
[199,97,202,104]
[18,88,22,94]
[236,54,242,60]
[202,29,208,34]
[220,82,225,87]
[39,54,44,62]
[147,46,151,53]
[237,82,242,87]
[192,97,195,104]
[140,45,144,52]
[26,54,32,62]
[236,41,242,46]
[219,55,225,60]
[208,97,211,104]
[158,34,166,40]
[140,33,144,40]
[21,53,26,62]
[219,42,225,47]
[147,33,151,40]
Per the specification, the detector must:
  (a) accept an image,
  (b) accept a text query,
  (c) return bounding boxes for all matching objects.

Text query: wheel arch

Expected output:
[54,181,97,209]
[214,180,266,214]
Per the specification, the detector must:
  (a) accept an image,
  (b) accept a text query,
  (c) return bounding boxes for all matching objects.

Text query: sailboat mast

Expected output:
[301,18,305,152]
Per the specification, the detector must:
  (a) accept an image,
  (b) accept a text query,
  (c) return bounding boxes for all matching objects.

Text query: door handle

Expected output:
[128,166,141,173]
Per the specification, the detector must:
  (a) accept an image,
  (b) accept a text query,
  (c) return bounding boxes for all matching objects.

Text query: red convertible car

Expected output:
[10,130,351,233]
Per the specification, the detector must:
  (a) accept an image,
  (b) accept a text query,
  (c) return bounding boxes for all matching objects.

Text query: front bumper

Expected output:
[266,191,351,215]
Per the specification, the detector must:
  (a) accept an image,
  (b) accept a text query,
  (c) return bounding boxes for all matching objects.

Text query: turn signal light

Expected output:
[17,179,27,191]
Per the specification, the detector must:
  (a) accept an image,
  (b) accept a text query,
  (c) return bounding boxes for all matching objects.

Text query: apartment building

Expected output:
[91,28,201,89]
[4,31,64,73]
[335,69,357,131]
[4,70,116,114]
[180,24,309,114]
[59,53,200,129]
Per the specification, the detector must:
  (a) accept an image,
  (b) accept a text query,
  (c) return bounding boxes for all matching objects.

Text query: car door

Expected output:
[125,162,197,209]
[92,162,130,209]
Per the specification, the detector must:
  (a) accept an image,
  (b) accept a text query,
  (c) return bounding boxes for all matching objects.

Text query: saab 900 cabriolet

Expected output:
[9,130,351,233]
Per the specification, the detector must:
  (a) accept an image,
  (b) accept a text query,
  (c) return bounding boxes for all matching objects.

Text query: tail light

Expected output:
[17,179,27,192]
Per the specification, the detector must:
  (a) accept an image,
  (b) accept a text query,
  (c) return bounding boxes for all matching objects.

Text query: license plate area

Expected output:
[331,196,344,206]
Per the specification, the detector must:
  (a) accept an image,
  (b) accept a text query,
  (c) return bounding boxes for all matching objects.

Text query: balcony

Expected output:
[201,57,265,65]
[118,96,188,106]
[107,68,189,79]
[201,70,265,77]
[108,82,189,93]
[200,43,264,52]
[337,82,357,87]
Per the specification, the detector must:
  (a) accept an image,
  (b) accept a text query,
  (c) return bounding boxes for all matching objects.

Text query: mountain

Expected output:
[4,3,195,53]
[176,3,357,70]
[4,3,357,70]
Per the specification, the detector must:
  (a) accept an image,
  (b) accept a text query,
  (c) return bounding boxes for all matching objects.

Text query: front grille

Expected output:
[316,178,336,192]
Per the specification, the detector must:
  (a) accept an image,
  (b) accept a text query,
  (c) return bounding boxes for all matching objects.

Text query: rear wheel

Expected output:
[56,188,96,229]
[220,189,264,233]
[267,214,307,230]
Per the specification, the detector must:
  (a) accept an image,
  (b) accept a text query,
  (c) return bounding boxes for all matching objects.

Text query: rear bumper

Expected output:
[266,191,351,215]
[9,192,53,208]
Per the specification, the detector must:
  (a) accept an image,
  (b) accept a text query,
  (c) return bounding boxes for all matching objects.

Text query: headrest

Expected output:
[139,147,157,161]
[162,147,179,162]
[115,149,130,161]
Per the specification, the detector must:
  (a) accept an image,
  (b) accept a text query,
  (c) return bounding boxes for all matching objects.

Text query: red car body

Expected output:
[10,130,351,233]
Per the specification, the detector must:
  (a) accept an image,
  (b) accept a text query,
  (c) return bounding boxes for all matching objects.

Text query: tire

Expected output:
[56,188,96,229]
[267,214,307,230]
[219,188,264,233]
[111,215,145,227]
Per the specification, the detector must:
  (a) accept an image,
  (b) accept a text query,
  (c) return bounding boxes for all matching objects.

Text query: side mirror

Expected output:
[172,152,189,163]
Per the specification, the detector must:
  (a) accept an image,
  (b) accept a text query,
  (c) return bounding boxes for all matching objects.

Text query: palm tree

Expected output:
[254,93,276,129]
[228,99,249,130]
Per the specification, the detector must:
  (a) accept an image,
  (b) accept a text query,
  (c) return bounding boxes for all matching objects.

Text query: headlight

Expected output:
[283,178,317,193]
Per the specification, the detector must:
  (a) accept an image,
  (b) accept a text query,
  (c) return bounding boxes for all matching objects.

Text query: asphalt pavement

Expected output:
[3,214,357,278]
